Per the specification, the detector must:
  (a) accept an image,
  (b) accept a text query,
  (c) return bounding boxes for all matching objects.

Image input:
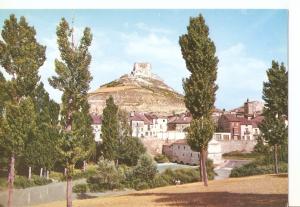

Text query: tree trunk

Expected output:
[199,151,203,182]
[28,166,32,180]
[7,155,15,207]
[201,148,208,187]
[274,144,279,174]
[66,176,72,207]
[83,160,86,172]
[40,168,43,177]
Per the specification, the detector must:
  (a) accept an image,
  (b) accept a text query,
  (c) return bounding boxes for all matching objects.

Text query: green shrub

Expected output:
[14,175,52,189]
[32,175,52,186]
[154,154,169,163]
[86,158,124,192]
[149,175,169,188]
[49,171,64,181]
[222,151,260,160]
[14,176,34,188]
[60,166,98,181]
[88,183,105,192]
[134,181,149,191]
[132,154,157,183]
[73,183,88,193]
[230,161,288,177]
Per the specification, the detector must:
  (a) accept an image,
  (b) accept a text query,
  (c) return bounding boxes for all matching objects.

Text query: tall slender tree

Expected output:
[179,14,218,186]
[259,61,288,174]
[23,83,60,176]
[0,14,46,206]
[48,18,94,207]
[101,96,119,163]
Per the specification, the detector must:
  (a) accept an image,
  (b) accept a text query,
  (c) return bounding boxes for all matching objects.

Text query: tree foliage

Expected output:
[49,17,94,174]
[262,61,288,117]
[187,117,215,151]
[101,96,119,161]
[179,14,218,119]
[0,14,46,173]
[22,83,60,172]
[132,154,157,183]
[179,14,218,186]
[259,61,288,174]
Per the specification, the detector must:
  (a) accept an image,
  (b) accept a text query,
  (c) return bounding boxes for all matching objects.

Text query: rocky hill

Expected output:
[88,63,186,115]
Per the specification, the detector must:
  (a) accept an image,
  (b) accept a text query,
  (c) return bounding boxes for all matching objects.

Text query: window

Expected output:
[224,135,229,141]
[178,146,180,149]
[145,132,148,136]
[182,153,184,157]
[191,153,192,157]
[184,146,185,150]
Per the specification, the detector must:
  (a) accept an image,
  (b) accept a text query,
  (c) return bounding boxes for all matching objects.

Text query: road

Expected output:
[214,159,251,180]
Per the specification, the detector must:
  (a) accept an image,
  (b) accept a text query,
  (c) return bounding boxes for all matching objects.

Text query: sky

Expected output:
[0,9,288,110]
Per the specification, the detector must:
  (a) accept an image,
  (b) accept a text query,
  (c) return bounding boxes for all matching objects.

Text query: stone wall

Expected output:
[142,138,177,155]
[219,140,257,154]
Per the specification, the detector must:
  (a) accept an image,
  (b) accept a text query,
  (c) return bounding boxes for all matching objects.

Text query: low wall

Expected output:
[219,140,257,154]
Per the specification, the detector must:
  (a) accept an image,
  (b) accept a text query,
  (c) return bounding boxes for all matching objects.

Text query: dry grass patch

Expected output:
[35,174,287,207]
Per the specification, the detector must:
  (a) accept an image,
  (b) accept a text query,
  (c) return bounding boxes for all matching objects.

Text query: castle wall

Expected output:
[218,140,257,153]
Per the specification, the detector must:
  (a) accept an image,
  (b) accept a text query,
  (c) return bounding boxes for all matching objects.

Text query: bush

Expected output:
[132,154,157,183]
[222,151,260,160]
[14,175,52,189]
[14,176,34,188]
[32,175,52,186]
[86,157,123,192]
[230,161,288,177]
[60,165,98,181]
[134,181,150,191]
[154,154,169,163]
[149,175,169,188]
[49,171,64,181]
[88,183,105,192]
[73,183,88,193]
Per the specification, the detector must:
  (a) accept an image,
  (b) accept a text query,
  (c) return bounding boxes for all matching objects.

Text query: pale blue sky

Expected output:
[0,10,288,110]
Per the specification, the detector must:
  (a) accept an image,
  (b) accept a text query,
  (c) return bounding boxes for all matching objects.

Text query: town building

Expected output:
[91,113,102,142]
[162,138,222,165]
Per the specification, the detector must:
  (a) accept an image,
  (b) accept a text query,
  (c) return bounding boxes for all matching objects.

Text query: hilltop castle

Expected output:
[129,62,161,80]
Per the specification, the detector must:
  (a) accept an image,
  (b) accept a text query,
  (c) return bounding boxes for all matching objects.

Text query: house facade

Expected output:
[91,114,102,142]
[162,138,222,165]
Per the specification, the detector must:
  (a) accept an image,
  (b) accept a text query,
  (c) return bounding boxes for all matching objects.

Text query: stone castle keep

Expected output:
[129,62,161,80]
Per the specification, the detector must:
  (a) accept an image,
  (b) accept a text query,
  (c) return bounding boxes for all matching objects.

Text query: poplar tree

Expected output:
[101,96,119,162]
[0,14,45,206]
[260,61,288,174]
[48,18,94,207]
[23,83,60,176]
[179,14,218,186]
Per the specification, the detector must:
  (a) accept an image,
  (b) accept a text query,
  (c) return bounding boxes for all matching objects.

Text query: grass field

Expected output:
[35,174,288,207]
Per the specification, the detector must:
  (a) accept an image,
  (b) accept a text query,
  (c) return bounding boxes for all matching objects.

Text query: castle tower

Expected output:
[130,62,152,78]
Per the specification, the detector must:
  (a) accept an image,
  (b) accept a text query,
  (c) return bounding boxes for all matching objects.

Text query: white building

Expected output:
[91,114,102,142]
[163,138,222,165]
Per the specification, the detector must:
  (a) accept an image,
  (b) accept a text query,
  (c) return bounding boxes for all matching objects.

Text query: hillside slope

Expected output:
[88,63,186,115]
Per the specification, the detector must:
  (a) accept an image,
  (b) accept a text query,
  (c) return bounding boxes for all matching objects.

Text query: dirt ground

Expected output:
[35,174,288,207]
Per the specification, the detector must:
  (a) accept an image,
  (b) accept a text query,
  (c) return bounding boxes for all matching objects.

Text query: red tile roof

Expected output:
[169,116,192,124]
[251,115,264,127]
[129,112,152,124]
